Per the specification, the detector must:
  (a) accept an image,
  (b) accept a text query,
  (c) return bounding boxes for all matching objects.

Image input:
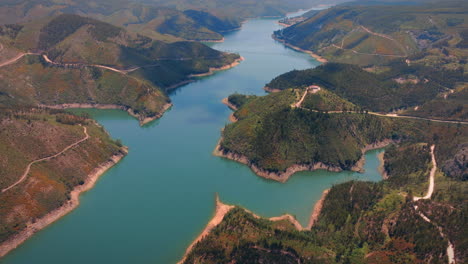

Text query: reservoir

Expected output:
[2,16,385,264]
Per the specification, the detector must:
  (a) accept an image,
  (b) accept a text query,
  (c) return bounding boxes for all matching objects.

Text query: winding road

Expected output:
[412,145,455,264]
[0,52,39,68]
[1,126,90,194]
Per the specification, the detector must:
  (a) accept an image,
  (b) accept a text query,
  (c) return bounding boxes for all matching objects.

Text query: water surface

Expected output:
[3,17,384,264]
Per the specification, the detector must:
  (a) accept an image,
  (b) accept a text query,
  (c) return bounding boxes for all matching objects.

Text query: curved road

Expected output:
[1,126,90,193]
[0,52,39,68]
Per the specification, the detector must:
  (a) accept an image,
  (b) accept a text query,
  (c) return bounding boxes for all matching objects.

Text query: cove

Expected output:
[2,17,385,264]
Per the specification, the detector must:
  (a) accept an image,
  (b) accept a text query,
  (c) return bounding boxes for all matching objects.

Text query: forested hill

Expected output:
[265,62,464,113]
[0,0,239,41]
[274,1,468,66]
[0,14,240,123]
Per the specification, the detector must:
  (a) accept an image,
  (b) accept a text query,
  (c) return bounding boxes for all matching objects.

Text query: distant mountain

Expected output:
[0,1,239,41]
[142,0,342,20]
[274,1,468,66]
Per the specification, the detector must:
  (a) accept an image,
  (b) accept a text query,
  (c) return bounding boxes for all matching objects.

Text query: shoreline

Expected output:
[272,35,328,63]
[221,98,239,122]
[263,86,282,93]
[0,147,128,258]
[200,37,225,43]
[221,97,238,111]
[177,195,234,264]
[277,22,292,27]
[39,103,172,126]
[377,151,388,179]
[188,56,245,78]
[213,138,393,183]
[307,189,330,229]
[178,191,331,263]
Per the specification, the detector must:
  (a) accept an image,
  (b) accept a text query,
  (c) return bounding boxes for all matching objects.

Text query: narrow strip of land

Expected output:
[1,126,90,193]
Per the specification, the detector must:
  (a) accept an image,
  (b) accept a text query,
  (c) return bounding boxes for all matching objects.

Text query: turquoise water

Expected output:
[2,18,385,264]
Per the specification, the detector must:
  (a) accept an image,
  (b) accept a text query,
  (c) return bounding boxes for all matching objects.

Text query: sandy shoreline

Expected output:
[221,98,239,122]
[221,97,238,111]
[189,56,244,78]
[39,103,172,126]
[177,196,234,264]
[200,37,225,43]
[272,35,328,63]
[307,189,330,229]
[213,138,393,183]
[263,86,283,93]
[277,22,292,27]
[0,147,128,258]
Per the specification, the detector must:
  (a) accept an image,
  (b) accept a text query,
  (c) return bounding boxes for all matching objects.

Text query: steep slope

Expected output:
[0,108,126,256]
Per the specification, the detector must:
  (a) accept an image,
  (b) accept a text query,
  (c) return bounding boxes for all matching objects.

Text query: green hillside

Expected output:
[266,63,464,112]
[219,85,467,178]
[0,55,170,123]
[302,88,357,112]
[402,86,468,122]
[274,1,468,67]
[0,14,240,123]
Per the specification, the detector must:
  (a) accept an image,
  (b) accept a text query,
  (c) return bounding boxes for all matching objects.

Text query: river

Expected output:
[2,16,385,264]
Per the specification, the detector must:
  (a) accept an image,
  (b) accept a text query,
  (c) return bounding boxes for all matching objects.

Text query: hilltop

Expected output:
[274,1,468,67]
